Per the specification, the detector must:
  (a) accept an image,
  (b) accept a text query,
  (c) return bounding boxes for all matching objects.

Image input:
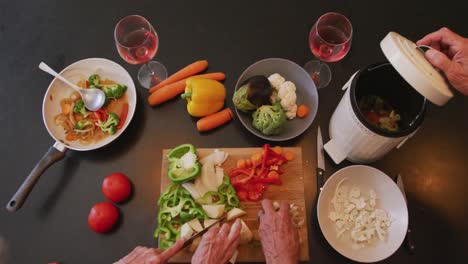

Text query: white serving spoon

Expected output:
[39,62,106,111]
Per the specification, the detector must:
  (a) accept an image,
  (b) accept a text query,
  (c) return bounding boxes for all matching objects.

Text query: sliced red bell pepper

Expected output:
[258,144,270,176]
[229,168,252,177]
[116,103,129,129]
[248,191,262,201]
[236,190,248,201]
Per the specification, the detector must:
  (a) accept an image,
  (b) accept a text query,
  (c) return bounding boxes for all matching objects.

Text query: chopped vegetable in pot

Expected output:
[358,95,401,132]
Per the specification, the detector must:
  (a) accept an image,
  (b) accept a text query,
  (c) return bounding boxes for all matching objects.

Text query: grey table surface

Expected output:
[0,0,467,263]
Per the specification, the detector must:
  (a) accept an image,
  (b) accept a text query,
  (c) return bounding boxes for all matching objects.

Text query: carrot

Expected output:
[149,72,225,93]
[66,133,75,141]
[148,73,225,106]
[237,159,246,169]
[61,103,71,115]
[272,146,283,155]
[267,171,280,180]
[251,152,263,167]
[151,60,209,91]
[245,159,252,168]
[116,103,129,129]
[196,108,233,132]
[284,151,294,161]
[297,105,310,118]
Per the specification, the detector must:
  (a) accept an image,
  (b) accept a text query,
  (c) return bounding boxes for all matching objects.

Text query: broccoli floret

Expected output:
[88,74,101,87]
[73,100,88,117]
[74,120,93,130]
[252,103,286,136]
[98,112,120,135]
[102,84,127,105]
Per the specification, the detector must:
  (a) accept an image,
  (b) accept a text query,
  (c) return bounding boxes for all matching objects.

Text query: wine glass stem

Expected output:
[146,63,155,76]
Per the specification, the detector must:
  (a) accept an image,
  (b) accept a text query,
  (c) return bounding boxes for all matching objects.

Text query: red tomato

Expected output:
[236,190,248,201]
[365,111,380,126]
[88,202,119,233]
[248,191,262,201]
[102,173,132,203]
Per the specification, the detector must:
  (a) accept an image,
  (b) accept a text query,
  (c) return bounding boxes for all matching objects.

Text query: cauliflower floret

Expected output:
[268,73,285,90]
[285,104,297,119]
[278,83,297,110]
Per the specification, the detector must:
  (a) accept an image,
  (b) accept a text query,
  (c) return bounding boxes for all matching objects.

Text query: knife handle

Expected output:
[406,226,416,253]
[316,168,325,194]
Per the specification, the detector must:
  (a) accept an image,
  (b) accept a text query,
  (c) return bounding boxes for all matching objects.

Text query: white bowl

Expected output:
[317,165,408,263]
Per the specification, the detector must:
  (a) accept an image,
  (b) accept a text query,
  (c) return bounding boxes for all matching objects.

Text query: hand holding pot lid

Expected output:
[417,27,468,95]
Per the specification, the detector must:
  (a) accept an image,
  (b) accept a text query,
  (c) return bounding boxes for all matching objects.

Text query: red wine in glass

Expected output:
[118,29,158,65]
[304,12,353,89]
[310,25,351,62]
[114,15,167,89]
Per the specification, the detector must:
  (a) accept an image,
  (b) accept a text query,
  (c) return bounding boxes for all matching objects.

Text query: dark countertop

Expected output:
[0,0,467,263]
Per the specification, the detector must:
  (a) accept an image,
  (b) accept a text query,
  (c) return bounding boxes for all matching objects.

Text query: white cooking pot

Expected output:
[324,32,454,164]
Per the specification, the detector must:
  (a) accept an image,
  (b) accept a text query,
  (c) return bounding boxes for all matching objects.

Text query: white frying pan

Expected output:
[6,58,137,212]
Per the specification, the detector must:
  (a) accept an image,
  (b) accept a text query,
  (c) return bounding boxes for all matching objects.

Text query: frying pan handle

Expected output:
[6,143,67,212]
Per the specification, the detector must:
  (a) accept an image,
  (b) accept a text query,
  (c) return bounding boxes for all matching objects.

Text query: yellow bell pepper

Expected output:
[181,78,226,117]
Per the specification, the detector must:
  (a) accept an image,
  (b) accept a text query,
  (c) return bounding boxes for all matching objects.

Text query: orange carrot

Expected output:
[237,159,246,169]
[297,105,310,118]
[245,159,252,168]
[272,146,283,155]
[61,103,71,115]
[151,60,209,91]
[196,108,233,132]
[267,171,280,180]
[66,133,75,141]
[251,152,263,167]
[284,151,294,161]
[149,72,225,93]
[148,73,225,106]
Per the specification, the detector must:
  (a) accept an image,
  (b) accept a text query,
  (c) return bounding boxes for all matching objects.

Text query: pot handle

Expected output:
[6,142,67,212]
[396,129,419,149]
[324,139,348,164]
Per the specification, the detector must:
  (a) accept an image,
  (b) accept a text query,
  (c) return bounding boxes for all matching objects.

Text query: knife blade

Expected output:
[182,215,227,249]
[317,126,326,194]
[397,174,416,253]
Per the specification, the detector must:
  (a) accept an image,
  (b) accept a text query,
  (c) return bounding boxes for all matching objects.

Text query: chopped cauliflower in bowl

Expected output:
[317,165,408,263]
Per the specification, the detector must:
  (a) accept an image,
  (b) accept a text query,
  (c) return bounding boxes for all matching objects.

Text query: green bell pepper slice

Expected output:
[167,144,201,182]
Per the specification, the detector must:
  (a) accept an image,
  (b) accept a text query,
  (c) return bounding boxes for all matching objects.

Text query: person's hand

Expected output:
[258,199,298,264]
[114,239,185,264]
[417,27,468,95]
[191,219,241,264]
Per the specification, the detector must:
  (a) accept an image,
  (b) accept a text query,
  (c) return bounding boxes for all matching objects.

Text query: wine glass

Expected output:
[304,12,353,89]
[114,15,167,89]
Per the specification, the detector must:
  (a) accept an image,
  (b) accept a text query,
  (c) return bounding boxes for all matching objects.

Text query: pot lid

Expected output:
[380,32,453,106]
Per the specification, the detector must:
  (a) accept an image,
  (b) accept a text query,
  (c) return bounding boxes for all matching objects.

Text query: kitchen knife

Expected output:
[182,215,227,249]
[397,174,416,253]
[317,126,326,194]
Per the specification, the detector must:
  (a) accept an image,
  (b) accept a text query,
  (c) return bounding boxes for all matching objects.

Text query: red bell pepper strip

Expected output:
[258,144,270,176]
[85,80,89,88]
[116,103,129,129]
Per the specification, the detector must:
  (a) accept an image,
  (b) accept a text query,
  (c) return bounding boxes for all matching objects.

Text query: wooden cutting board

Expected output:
[159,147,309,263]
